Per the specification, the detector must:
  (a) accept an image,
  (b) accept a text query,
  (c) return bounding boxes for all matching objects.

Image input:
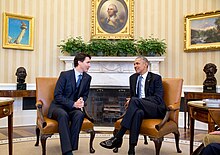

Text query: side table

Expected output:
[184,92,220,131]
[188,100,220,154]
[0,97,14,155]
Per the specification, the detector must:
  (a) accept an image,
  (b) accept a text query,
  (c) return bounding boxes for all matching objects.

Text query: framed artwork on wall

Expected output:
[91,0,134,39]
[184,10,220,51]
[2,12,34,50]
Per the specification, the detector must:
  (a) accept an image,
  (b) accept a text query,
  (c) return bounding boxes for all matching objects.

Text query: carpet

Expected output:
[0,134,201,155]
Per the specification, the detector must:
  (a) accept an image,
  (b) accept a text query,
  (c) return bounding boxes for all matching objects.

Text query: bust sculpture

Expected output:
[203,63,217,93]
[15,67,27,90]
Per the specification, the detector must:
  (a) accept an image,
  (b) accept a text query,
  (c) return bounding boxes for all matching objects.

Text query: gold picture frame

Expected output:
[91,0,134,39]
[2,12,34,50]
[184,10,220,51]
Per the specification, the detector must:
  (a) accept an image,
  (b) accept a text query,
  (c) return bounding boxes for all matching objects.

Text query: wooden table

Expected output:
[188,100,220,154]
[0,97,14,155]
[184,92,220,131]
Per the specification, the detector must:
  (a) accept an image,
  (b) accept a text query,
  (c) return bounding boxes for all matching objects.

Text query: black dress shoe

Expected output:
[128,148,135,155]
[100,137,122,149]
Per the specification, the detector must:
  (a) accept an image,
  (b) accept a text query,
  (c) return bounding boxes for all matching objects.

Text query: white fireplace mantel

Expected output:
[59,56,165,87]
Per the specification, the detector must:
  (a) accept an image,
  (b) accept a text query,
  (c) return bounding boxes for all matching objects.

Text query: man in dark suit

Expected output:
[100,56,166,155]
[48,53,91,155]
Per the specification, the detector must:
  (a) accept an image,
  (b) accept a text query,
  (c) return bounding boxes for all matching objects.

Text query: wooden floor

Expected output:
[0,125,207,142]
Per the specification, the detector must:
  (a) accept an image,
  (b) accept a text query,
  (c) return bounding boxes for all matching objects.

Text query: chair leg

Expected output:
[40,134,52,155]
[150,137,163,155]
[88,129,95,153]
[173,131,182,153]
[35,126,40,146]
[144,135,148,145]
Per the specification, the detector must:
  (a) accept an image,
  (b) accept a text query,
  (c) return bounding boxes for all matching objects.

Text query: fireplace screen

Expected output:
[86,88,130,126]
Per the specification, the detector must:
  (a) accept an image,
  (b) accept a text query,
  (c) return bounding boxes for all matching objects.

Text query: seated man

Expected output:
[100,56,166,155]
[47,53,92,155]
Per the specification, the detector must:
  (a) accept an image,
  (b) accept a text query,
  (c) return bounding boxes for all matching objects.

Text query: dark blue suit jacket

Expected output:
[129,72,166,114]
[48,69,91,118]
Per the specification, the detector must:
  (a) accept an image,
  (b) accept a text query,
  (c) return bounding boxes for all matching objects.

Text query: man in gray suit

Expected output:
[48,53,91,155]
[100,56,166,155]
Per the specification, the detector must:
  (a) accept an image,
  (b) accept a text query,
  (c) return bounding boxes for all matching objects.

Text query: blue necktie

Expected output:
[76,74,82,88]
[137,75,143,98]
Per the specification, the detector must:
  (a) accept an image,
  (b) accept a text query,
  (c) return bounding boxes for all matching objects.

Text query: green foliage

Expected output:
[57,36,86,56]
[114,39,136,56]
[87,39,113,56]
[58,35,167,56]
[137,36,167,56]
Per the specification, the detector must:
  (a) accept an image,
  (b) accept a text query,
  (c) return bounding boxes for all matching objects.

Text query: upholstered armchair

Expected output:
[34,77,95,155]
[114,78,183,155]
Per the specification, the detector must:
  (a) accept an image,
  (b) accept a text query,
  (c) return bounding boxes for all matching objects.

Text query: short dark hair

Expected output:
[74,53,91,67]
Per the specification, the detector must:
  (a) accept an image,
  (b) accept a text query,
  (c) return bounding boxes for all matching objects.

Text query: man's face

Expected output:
[134,58,148,75]
[17,68,27,79]
[78,57,91,72]
[107,6,115,17]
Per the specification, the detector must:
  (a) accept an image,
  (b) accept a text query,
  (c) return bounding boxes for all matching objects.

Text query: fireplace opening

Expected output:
[87,87,130,126]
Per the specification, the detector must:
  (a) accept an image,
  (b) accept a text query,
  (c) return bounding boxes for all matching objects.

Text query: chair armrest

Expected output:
[155,102,180,131]
[115,111,126,121]
[36,100,47,128]
[83,107,94,123]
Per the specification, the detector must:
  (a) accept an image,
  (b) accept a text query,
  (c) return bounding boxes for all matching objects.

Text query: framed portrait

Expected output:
[2,12,34,50]
[91,0,134,39]
[184,10,220,51]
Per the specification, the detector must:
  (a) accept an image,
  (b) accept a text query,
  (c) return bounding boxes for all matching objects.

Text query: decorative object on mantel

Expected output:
[58,36,167,57]
[203,63,217,93]
[15,67,27,90]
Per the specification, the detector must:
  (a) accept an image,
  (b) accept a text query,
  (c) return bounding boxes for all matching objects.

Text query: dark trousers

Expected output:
[52,107,84,154]
[121,97,165,145]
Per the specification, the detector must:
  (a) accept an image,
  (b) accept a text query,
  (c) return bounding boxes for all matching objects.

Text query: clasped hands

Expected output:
[74,97,84,110]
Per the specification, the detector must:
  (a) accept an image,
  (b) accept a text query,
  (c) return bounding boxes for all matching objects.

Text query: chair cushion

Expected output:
[114,118,178,138]
[37,117,59,134]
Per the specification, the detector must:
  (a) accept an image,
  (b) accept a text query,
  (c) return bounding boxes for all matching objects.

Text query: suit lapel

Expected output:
[145,72,152,93]
[71,69,77,92]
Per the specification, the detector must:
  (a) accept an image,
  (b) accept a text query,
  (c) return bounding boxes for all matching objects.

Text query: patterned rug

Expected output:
[0,134,201,155]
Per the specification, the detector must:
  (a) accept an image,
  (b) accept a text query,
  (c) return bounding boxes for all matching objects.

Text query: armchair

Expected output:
[114,78,183,155]
[34,77,95,155]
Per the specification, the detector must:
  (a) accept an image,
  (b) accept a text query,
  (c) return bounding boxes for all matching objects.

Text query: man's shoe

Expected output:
[128,148,135,155]
[100,137,122,149]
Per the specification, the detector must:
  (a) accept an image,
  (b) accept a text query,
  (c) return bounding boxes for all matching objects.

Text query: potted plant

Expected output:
[114,39,137,56]
[58,36,86,56]
[137,36,167,56]
[87,39,113,56]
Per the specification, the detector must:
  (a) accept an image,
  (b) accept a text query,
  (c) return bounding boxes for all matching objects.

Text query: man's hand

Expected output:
[124,98,130,109]
[74,97,84,110]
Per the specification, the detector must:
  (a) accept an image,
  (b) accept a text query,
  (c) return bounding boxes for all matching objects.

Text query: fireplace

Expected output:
[59,56,165,126]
